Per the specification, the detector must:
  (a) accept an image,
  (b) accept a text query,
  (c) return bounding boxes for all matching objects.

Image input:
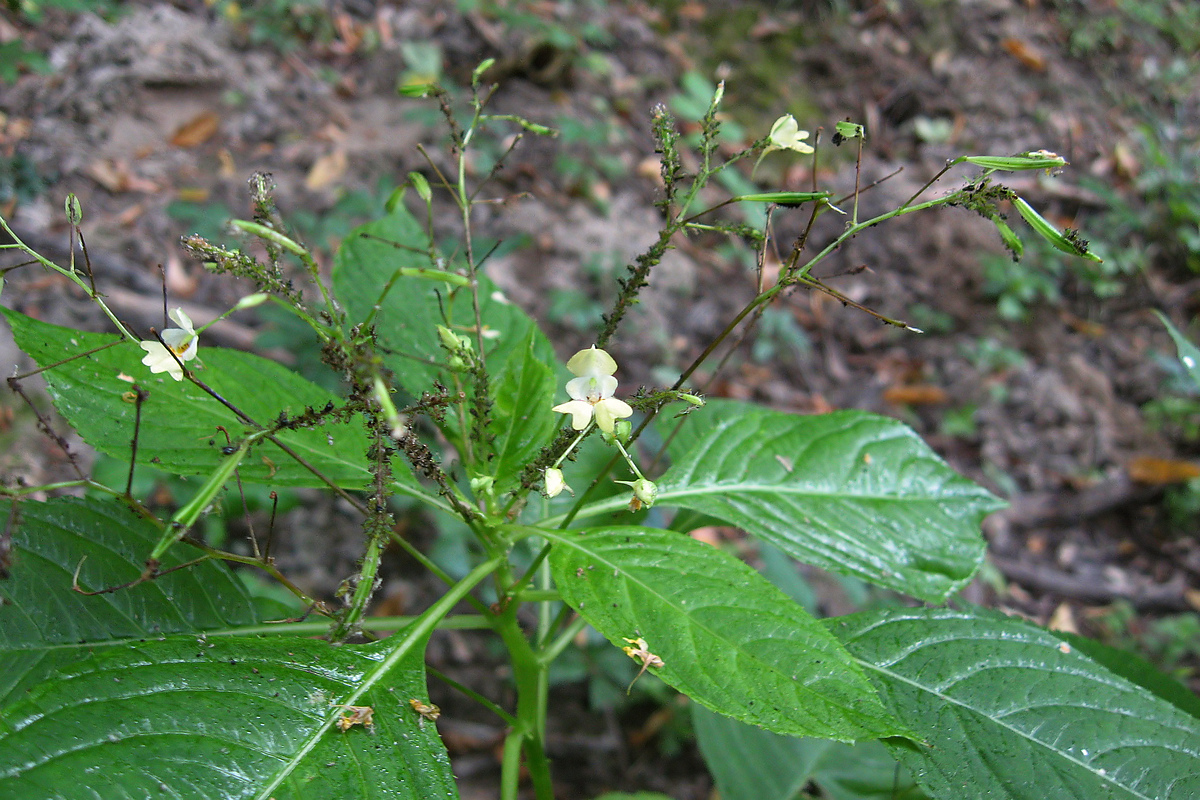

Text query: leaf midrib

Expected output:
[851,651,1164,800]
[542,528,899,739]
[551,480,1000,527]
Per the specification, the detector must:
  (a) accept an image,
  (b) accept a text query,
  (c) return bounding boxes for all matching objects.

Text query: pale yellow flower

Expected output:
[551,346,633,434]
[139,308,198,381]
[768,115,814,155]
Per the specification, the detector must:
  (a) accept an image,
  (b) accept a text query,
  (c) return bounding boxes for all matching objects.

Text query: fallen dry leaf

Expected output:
[882,384,948,405]
[86,159,126,192]
[1060,311,1105,337]
[1048,602,1078,634]
[688,527,722,547]
[305,149,348,191]
[1185,588,1200,612]
[175,187,209,203]
[636,155,663,184]
[165,253,198,297]
[86,159,159,193]
[1113,139,1140,180]
[170,110,221,148]
[1126,456,1200,485]
[218,148,237,178]
[1001,37,1046,71]
[116,203,145,226]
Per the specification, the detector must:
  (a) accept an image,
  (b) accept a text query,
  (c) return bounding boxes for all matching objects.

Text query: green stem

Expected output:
[427,665,519,727]
[0,217,136,341]
[149,433,263,561]
[230,218,338,323]
[330,530,386,640]
[493,600,554,800]
[538,613,589,666]
[204,614,493,637]
[535,551,554,650]
[499,731,524,800]
[519,589,560,602]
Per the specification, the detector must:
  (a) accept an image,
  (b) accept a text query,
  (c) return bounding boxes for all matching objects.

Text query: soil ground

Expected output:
[2,1,1199,798]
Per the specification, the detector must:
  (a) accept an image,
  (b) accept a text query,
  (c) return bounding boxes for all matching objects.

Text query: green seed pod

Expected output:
[961,151,1066,171]
[631,478,658,509]
[1013,197,1101,262]
[65,194,82,225]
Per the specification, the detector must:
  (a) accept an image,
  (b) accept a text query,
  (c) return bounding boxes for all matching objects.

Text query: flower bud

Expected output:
[470,475,495,497]
[65,193,82,225]
[437,325,461,352]
[543,468,570,498]
[630,478,657,508]
[615,477,658,510]
[234,293,269,310]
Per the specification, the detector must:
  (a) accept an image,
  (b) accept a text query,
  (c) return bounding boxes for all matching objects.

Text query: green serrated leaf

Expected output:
[487,328,559,490]
[543,525,906,742]
[654,400,1002,602]
[332,205,564,411]
[0,495,460,798]
[1155,311,1200,392]
[2,308,375,489]
[0,635,455,800]
[1050,630,1200,722]
[0,496,259,704]
[830,607,1200,800]
[694,705,930,800]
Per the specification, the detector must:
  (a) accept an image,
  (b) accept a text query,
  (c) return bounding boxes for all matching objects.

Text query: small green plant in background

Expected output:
[1149,313,1200,537]
[1093,120,1200,276]
[0,39,50,84]
[0,152,50,209]
[981,247,1064,321]
[398,40,444,96]
[546,250,621,332]
[0,71,1195,800]
[9,0,123,24]
[1057,0,1200,56]
[553,103,629,205]
[751,306,810,364]
[1091,601,1200,683]
[167,198,237,245]
[459,0,615,54]
[210,0,337,53]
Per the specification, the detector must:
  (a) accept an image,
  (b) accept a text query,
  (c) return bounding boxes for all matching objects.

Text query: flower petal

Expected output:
[168,307,195,334]
[139,341,185,381]
[160,328,198,360]
[768,115,813,154]
[566,346,618,379]
[551,399,595,430]
[565,374,618,402]
[593,397,633,433]
[769,115,799,147]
